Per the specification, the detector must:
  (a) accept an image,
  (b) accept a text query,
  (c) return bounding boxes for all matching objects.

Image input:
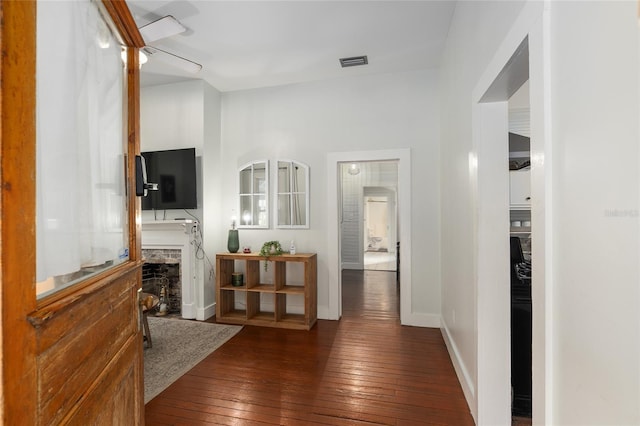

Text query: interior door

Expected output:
[1,1,146,424]
[364,196,389,252]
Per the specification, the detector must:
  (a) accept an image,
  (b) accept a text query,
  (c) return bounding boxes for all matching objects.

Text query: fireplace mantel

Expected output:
[142,220,211,320]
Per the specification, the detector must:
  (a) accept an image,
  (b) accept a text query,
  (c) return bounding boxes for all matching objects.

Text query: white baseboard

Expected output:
[181,303,196,319]
[197,303,216,321]
[403,312,441,328]
[441,318,477,422]
[317,305,331,320]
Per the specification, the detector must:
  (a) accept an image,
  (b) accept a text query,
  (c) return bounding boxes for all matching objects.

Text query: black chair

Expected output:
[510,236,525,265]
[510,236,532,416]
[396,241,400,283]
[510,237,531,284]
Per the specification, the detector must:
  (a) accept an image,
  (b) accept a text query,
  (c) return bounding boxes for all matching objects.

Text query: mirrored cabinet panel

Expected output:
[239,161,269,228]
[276,160,309,228]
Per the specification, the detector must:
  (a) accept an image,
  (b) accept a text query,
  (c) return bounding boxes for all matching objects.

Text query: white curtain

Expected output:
[36,0,127,282]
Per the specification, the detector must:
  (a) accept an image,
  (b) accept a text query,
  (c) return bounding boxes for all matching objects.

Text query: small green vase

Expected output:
[227,229,239,253]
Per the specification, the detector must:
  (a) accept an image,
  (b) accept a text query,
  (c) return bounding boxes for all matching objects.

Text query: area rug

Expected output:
[144,317,242,403]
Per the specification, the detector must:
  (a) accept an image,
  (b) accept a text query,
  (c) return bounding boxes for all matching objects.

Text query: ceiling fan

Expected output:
[138,15,202,74]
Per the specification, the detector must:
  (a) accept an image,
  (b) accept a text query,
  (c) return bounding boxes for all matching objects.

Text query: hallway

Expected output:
[145,270,473,425]
[363,251,397,272]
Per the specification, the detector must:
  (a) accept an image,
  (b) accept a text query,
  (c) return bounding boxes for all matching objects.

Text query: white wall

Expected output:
[202,82,223,321]
[439,2,528,419]
[141,80,206,151]
[140,80,205,221]
[440,0,640,424]
[548,2,639,424]
[220,69,441,320]
[140,79,222,320]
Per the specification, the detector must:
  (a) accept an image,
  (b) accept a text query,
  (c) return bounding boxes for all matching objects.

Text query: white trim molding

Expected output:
[441,318,476,421]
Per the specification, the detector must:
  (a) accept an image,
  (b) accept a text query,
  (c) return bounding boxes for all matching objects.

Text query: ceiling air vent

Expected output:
[339,55,368,68]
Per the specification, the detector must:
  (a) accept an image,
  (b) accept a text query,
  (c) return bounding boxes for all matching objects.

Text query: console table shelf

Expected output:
[215,253,317,330]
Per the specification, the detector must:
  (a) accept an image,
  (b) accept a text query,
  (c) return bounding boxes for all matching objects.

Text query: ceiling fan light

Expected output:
[120,49,149,68]
[139,15,186,43]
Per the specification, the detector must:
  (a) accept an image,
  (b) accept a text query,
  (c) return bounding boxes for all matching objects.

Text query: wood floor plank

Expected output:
[145,270,474,425]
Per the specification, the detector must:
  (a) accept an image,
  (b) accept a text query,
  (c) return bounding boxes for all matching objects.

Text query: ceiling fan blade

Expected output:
[139,15,186,43]
[143,46,203,74]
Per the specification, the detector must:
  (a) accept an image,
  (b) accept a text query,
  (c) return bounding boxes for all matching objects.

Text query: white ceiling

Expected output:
[126,1,457,92]
[509,80,530,109]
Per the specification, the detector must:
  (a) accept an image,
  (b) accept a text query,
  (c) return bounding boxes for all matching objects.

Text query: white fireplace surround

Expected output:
[142,220,211,320]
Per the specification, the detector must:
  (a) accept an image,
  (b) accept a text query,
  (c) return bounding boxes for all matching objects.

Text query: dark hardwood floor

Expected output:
[145,270,475,425]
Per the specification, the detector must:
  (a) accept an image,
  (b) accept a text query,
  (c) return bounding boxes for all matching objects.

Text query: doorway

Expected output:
[472,17,549,421]
[508,81,532,421]
[326,149,412,324]
[363,190,397,272]
[338,161,398,273]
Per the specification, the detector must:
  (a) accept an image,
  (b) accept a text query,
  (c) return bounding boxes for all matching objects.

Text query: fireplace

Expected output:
[141,249,181,314]
[141,220,209,320]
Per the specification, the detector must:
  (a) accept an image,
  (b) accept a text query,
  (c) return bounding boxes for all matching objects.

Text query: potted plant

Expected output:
[259,241,283,271]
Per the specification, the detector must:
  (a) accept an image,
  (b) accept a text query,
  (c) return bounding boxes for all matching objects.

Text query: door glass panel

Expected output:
[238,161,269,228]
[36,0,129,298]
[278,194,291,226]
[239,167,252,194]
[254,164,267,194]
[293,163,306,191]
[276,160,309,228]
[240,195,253,226]
[278,162,291,192]
[254,195,267,225]
[292,194,307,226]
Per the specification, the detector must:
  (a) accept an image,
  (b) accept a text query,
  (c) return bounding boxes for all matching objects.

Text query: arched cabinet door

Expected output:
[276,160,310,229]
[238,160,270,228]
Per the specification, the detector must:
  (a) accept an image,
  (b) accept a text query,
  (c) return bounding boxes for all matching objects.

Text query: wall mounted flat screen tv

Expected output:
[141,148,197,210]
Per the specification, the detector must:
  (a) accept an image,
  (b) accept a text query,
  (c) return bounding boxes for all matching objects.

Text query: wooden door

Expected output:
[0,1,146,424]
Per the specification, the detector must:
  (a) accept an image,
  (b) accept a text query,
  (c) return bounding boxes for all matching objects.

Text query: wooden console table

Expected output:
[215,253,317,330]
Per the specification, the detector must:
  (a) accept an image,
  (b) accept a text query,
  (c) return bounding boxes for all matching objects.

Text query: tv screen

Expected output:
[141,148,197,210]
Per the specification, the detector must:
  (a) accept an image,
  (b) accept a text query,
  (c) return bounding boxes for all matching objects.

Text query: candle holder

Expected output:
[231,272,243,287]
